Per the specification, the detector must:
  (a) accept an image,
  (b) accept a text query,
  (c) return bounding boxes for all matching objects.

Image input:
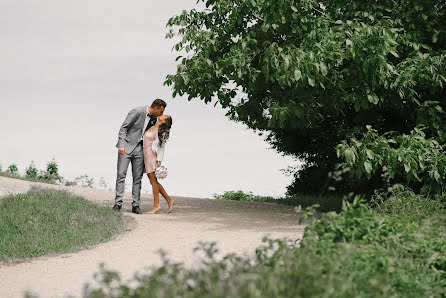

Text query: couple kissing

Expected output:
[112,99,175,215]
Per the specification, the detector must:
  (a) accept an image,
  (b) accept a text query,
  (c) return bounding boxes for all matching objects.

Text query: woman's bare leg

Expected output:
[147,173,161,213]
[158,183,175,213]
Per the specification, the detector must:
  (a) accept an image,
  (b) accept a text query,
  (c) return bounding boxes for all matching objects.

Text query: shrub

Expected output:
[7,163,18,175]
[337,125,446,194]
[214,190,344,212]
[38,159,62,183]
[213,190,275,201]
[25,162,38,179]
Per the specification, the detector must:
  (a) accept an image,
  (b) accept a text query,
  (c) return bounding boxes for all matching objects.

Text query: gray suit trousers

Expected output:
[114,142,144,207]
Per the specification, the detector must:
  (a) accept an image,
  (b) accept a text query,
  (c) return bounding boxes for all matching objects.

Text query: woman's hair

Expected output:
[158,116,173,146]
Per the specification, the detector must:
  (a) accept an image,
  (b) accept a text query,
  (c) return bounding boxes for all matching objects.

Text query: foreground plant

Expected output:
[84,188,445,297]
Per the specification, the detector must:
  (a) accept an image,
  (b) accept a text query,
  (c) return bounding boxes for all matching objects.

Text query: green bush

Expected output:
[0,159,63,184]
[25,162,38,179]
[337,125,446,194]
[7,163,18,175]
[213,190,275,202]
[214,190,344,212]
[38,159,62,183]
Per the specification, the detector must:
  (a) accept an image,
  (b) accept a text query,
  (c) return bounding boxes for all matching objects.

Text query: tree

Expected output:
[165,0,446,195]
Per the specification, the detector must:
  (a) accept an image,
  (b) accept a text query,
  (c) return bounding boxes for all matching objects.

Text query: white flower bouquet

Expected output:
[155,166,168,179]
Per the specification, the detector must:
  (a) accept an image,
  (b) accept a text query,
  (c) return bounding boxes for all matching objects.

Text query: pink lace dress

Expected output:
[143,127,158,174]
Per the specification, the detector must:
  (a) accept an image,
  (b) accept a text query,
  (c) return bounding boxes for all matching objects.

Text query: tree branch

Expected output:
[312,7,331,20]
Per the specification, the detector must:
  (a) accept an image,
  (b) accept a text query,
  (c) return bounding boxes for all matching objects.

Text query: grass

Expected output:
[213,190,344,212]
[84,187,446,297]
[0,187,128,262]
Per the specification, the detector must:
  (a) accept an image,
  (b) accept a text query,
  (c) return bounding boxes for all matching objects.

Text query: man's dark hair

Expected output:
[151,98,167,109]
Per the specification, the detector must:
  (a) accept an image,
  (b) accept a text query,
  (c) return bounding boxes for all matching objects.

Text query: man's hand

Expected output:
[118,148,126,155]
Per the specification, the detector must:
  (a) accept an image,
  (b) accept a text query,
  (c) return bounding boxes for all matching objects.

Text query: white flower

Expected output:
[155,166,168,179]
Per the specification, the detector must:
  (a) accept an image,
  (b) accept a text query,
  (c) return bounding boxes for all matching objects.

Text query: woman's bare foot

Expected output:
[167,199,176,213]
[147,206,162,214]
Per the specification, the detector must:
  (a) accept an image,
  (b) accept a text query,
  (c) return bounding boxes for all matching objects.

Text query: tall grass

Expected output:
[0,187,128,262]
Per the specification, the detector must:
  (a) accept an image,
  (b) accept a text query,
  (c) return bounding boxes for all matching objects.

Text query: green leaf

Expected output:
[291,5,298,12]
[389,51,399,58]
[344,148,356,164]
[320,62,328,76]
[434,170,441,182]
[294,69,302,81]
[181,73,189,85]
[367,93,379,104]
[432,33,438,43]
[308,77,315,87]
[366,149,374,159]
[335,20,343,25]
[284,55,290,67]
[346,39,353,46]
[364,161,372,174]
[404,163,410,173]
[386,63,395,73]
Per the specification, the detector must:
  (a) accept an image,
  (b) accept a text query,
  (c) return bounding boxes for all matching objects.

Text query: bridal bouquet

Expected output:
[155,166,168,179]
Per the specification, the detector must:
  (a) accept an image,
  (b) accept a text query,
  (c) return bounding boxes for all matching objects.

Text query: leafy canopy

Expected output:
[165,0,446,194]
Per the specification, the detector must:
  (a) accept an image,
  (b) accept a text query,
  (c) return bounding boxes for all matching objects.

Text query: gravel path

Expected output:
[0,176,304,298]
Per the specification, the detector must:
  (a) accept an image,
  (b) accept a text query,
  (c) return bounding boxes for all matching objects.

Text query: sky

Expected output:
[0,0,299,198]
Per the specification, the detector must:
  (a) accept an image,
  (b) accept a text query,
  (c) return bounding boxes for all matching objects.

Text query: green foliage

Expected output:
[337,125,446,193]
[25,161,38,179]
[84,190,446,297]
[213,190,275,201]
[0,159,63,184]
[0,188,128,262]
[372,184,446,221]
[214,190,344,212]
[302,189,446,281]
[165,0,446,195]
[1,160,104,188]
[38,158,62,183]
[7,163,18,175]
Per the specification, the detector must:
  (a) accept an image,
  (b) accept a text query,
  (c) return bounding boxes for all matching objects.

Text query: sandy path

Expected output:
[0,176,304,298]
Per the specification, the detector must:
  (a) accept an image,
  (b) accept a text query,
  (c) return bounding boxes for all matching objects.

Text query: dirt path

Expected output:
[0,176,304,298]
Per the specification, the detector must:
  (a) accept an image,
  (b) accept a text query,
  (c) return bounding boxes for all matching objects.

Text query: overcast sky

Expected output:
[0,0,299,198]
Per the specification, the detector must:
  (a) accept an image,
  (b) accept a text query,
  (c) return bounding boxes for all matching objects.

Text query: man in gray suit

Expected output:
[113,99,166,214]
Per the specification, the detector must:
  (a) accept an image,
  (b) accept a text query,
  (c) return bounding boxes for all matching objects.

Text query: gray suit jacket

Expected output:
[116,106,154,154]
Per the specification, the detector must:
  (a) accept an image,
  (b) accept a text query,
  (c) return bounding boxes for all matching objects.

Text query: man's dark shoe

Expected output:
[132,206,143,214]
[112,204,122,212]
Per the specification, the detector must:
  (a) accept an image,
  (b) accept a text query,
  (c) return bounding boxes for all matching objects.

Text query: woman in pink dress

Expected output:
[143,114,175,214]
